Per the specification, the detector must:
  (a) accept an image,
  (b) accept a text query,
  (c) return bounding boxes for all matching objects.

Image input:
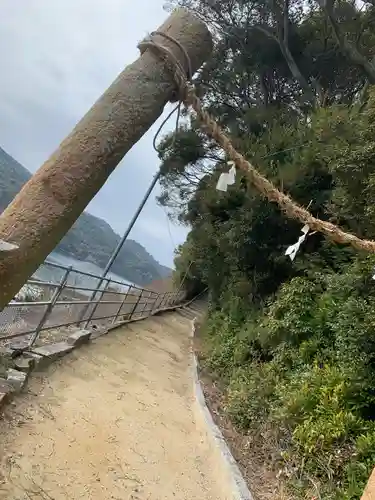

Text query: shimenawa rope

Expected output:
[138,32,375,253]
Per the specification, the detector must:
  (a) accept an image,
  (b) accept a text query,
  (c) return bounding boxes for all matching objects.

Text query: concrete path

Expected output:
[0,307,236,499]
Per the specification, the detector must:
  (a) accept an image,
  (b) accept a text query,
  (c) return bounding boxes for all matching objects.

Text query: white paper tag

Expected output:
[285,225,310,261]
[216,162,236,192]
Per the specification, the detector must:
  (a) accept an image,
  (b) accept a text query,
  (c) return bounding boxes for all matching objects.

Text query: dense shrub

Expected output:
[201,256,375,498]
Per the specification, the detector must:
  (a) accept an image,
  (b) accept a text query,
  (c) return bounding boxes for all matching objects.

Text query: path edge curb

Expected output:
[190,319,253,500]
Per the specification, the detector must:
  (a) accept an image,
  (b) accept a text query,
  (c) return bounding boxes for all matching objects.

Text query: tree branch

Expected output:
[256,2,318,107]
[316,0,375,83]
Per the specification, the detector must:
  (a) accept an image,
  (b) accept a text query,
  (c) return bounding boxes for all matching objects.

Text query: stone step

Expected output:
[186,306,205,317]
[30,342,74,362]
[176,309,196,319]
[188,302,207,312]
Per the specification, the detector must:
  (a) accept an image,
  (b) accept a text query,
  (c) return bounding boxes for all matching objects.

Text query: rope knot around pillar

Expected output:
[138,31,192,103]
[138,31,197,153]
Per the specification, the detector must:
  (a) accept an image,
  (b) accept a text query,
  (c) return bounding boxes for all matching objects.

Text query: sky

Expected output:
[0,0,189,268]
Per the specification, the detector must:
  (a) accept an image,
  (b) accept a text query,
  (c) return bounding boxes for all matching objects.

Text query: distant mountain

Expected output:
[0,147,171,285]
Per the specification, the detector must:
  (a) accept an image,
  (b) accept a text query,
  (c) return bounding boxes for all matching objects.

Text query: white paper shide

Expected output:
[285,224,310,261]
[216,161,236,192]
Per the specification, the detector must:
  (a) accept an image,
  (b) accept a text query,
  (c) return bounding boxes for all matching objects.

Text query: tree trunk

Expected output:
[317,0,375,83]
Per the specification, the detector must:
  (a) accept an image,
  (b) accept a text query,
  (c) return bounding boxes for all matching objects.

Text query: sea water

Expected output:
[33,252,135,296]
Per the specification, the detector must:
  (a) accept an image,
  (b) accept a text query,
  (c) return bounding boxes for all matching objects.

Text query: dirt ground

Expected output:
[0,311,236,500]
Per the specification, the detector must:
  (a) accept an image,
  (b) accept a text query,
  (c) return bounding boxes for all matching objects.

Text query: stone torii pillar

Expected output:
[0,9,212,310]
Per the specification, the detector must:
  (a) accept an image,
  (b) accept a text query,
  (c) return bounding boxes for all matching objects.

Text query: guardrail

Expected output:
[0,259,184,349]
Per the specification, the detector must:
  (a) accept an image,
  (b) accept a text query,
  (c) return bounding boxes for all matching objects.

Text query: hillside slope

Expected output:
[0,146,170,285]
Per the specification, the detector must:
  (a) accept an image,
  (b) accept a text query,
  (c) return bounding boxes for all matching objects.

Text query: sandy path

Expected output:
[0,311,234,500]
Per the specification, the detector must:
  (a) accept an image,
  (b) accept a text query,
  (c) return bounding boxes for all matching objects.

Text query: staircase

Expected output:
[176,298,207,322]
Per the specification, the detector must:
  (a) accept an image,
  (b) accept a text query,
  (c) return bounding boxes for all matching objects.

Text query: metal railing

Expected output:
[0,259,185,349]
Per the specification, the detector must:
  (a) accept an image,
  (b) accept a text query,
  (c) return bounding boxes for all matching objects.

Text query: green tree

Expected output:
[161,4,375,494]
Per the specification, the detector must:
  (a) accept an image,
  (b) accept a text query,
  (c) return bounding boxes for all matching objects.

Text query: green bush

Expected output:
[202,256,375,498]
[202,310,239,379]
[273,364,365,450]
[226,364,276,428]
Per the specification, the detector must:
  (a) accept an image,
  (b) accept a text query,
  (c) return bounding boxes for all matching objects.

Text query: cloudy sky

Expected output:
[0,0,188,267]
